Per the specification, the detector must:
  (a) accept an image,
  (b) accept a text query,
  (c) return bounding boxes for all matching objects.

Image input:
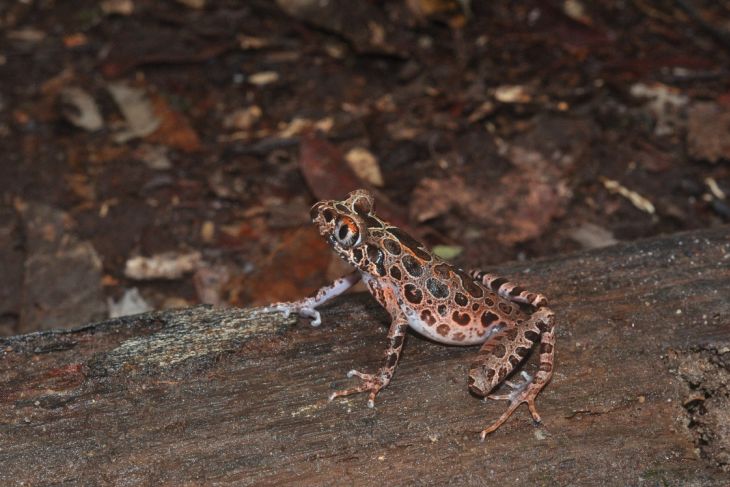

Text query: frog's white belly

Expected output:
[361,273,499,346]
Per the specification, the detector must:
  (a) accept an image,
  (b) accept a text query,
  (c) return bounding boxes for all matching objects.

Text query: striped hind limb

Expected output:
[467,306,556,440]
[469,270,548,309]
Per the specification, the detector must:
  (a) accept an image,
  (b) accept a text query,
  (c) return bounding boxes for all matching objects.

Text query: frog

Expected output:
[271,189,556,439]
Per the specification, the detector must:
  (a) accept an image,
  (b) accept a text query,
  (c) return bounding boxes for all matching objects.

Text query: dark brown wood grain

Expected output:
[1,227,729,486]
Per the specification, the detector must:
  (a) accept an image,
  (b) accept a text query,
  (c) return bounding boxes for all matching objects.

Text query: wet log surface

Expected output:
[1,227,729,486]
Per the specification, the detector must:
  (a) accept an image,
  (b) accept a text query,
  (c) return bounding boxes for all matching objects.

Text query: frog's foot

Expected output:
[269,301,322,327]
[480,372,542,441]
[328,369,385,408]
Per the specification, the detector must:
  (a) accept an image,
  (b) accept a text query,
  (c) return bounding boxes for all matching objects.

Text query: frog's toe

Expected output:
[270,303,322,326]
[328,370,383,406]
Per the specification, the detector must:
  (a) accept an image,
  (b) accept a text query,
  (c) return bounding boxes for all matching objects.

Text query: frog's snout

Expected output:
[309,202,324,221]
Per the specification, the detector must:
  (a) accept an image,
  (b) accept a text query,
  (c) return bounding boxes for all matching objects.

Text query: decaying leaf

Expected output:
[193,265,230,306]
[432,245,463,259]
[411,144,571,245]
[176,0,205,9]
[101,0,134,15]
[59,87,104,131]
[568,223,618,249]
[107,82,160,142]
[145,93,202,152]
[108,288,153,318]
[630,82,688,137]
[125,251,202,280]
[494,85,532,104]
[278,117,333,138]
[687,102,730,163]
[134,144,172,170]
[224,106,263,131]
[345,147,384,187]
[249,71,279,86]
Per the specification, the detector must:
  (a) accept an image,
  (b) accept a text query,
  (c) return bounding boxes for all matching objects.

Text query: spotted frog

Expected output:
[272,189,556,439]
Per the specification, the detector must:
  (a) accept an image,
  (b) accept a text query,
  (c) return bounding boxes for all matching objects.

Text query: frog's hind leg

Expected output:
[468,307,555,440]
[329,315,409,408]
[470,270,548,309]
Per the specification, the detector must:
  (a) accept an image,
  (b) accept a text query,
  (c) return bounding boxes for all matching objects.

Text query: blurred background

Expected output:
[0,0,728,336]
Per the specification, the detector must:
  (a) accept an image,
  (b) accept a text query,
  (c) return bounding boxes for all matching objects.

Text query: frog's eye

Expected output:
[334,217,361,247]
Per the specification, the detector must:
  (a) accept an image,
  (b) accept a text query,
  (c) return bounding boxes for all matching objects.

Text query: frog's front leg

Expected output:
[329,313,409,408]
[269,271,361,326]
[468,307,555,440]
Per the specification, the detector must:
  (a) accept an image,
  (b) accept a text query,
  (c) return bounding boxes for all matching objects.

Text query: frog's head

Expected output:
[309,189,382,270]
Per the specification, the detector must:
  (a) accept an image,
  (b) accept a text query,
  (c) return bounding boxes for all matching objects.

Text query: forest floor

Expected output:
[0,0,728,336]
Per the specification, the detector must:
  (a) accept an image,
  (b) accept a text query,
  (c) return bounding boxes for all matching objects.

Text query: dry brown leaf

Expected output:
[125,251,202,280]
[101,0,134,15]
[59,87,103,132]
[107,82,160,142]
[687,102,730,163]
[146,93,202,152]
[249,71,279,86]
[345,147,384,187]
[411,145,570,244]
[224,106,262,131]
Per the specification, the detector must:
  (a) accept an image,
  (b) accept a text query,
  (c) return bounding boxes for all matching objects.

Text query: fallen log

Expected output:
[1,226,729,485]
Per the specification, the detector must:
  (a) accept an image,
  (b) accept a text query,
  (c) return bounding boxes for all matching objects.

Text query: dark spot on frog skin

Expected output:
[352,248,363,263]
[335,203,349,213]
[402,254,423,277]
[489,277,508,292]
[382,238,402,255]
[404,284,423,304]
[481,311,498,327]
[437,304,447,316]
[497,366,508,382]
[387,227,431,261]
[389,265,402,280]
[353,196,372,216]
[515,346,531,358]
[310,202,324,220]
[504,328,518,340]
[498,302,513,314]
[524,330,539,342]
[452,310,471,326]
[510,286,525,296]
[366,245,386,276]
[426,278,449,299]
[386,352,398,368]
[433,263,451,278]
[454,269,483,298]
[484,296,495,307]
[362,214,383,229]
[455,292,468,307]
[436,324,450,336]
[322,208,335,222]
[420,309,436,326]
[452,332,466,342]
